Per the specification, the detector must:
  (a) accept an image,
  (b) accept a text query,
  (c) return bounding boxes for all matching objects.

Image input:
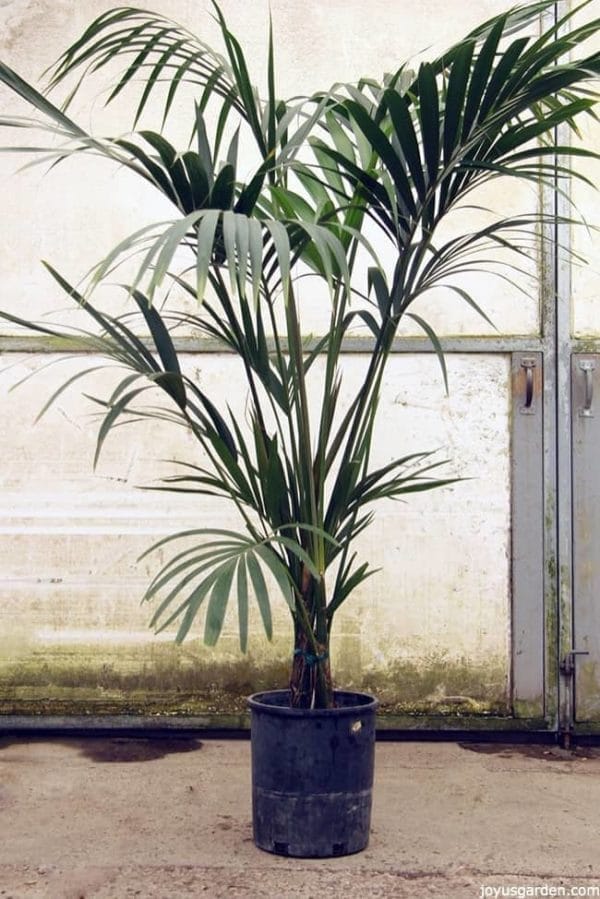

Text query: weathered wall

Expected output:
[0,0,532,718]
[0,352,511,715]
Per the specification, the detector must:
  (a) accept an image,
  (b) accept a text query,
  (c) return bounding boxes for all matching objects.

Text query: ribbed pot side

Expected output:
[247,689,378,858]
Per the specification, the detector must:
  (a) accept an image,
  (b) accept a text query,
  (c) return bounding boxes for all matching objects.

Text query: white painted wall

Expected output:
[0,351,511,709]
[0,0,539,336]
[0,0,559,714]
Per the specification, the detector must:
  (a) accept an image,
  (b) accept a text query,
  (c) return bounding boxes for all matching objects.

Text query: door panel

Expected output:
[572,355,600,722]
[568,5,600,730]
[511,354,545,718]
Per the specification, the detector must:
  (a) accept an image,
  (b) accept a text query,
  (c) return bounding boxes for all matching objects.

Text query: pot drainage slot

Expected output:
[332,843,346,856]
[273,841,289,855]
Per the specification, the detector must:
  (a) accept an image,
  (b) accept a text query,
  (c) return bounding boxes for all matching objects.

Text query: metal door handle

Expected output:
[520,358,536,414]
[579,361,595,417]
[560,649,589,677]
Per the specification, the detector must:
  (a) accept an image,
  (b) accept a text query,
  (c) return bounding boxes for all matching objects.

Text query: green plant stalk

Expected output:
[291,230,382,705]
[289,568,332,708]
[324,348,390,595]
[181,414,267,543]
[283,284,332,706]
[211,267,271,444]
[314,235,360,503]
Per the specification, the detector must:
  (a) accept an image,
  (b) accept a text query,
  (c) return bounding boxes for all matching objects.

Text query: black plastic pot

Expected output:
[247,689,378,858]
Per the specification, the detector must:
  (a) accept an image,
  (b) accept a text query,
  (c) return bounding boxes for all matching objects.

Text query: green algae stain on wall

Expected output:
[0,639,289,717]
[0,640,510,719]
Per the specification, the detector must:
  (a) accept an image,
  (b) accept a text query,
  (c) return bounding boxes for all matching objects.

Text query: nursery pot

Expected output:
[247,689,378,858]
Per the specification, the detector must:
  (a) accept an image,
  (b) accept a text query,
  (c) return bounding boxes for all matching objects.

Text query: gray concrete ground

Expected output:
[0,737,599,898]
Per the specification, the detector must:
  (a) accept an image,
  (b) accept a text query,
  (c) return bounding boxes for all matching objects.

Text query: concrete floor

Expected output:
[0,737,599,898]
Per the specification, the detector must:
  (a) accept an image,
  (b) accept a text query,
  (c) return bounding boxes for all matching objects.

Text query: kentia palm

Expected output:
[0,3,598,713]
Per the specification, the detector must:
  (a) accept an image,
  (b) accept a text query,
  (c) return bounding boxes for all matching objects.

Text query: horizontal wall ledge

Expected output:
[0,334,545,355]
[0,713,554,738]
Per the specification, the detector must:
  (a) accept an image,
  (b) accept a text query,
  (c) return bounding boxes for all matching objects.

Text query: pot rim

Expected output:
[247,688,378,717]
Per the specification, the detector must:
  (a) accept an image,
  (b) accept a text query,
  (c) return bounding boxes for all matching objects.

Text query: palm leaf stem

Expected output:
[313,238,373,559]
[211,267,271,442]
[259,281,306,552]
[284,283,321,566]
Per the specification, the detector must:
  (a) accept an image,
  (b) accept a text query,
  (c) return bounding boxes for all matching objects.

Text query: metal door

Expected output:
[557,0,600,738]
[571,357,600,727]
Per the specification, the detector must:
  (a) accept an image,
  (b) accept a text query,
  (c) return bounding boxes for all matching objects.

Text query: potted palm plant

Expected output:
[0,0,598,858]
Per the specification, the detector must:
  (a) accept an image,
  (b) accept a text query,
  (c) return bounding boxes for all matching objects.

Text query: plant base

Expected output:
[247,689,378,858]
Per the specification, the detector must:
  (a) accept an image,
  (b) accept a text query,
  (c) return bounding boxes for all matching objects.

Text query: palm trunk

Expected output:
[289,572,333,709]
